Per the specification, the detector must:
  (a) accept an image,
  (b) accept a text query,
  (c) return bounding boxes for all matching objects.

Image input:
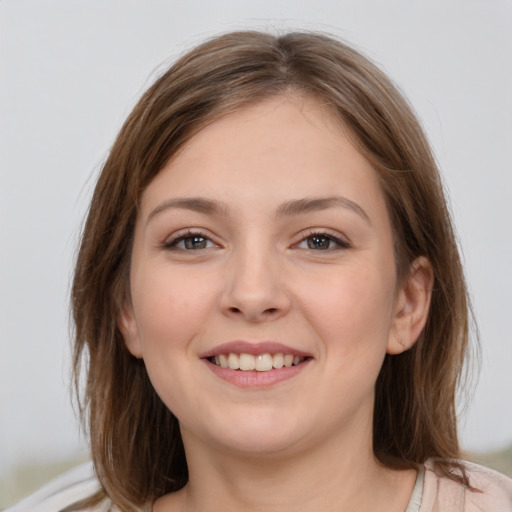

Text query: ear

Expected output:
[387,256,434,355]
[117,303,143,359]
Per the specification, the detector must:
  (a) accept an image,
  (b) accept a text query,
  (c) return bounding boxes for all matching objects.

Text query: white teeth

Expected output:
[283,354,294,367]
[239,353,256,371]
[212,352,306,371]
[272,353,284,369]
[255,353,273,371]
[228,353,240,370]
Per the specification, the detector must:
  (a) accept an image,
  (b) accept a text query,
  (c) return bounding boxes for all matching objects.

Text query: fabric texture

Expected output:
[421,459,512,511]
[406,465,425,512]
[6,459,512,511]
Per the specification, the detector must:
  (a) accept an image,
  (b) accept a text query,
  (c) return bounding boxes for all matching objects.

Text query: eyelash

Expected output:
[295,230,350,251]
[163,230,217,251]
[163,229,350,252]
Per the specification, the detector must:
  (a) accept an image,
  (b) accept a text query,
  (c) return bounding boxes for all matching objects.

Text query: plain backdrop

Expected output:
[1,0,511,481]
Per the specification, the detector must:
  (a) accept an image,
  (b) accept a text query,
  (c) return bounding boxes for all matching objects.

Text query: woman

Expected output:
[11,31,512,512]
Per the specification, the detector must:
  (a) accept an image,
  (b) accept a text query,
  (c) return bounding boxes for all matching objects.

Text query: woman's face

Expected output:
[120,95,414,456]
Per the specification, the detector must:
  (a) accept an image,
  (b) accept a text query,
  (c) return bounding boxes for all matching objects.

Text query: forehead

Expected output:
[139,94,386,221]
[181,94,349,162]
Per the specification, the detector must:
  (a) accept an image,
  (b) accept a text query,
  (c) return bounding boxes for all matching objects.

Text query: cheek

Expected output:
[129,265,219,416]
[131,262,218,351]
[297,262,395,356]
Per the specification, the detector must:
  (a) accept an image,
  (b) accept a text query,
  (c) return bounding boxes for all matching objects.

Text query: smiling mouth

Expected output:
[207,353,308,372]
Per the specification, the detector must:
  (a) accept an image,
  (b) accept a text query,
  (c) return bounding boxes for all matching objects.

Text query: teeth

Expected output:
[239,353,255,371]
[211,352,306,371]
[228,353,240,370]
[272,353,284,369]
[255,354,273,371]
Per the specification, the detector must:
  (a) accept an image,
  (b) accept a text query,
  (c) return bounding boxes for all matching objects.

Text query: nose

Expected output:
[220,245,291,323]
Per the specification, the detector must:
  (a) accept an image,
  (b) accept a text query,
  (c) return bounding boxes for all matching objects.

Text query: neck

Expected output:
[154,421,417,512]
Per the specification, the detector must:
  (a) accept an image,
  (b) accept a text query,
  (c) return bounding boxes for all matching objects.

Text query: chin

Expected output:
[221,433,304,458]
[188,412,308,457]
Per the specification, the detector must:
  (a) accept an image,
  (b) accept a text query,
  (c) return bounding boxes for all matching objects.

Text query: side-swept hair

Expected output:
[70,30,474,511]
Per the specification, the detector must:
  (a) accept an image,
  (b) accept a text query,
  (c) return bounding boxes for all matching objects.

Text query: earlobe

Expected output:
[387,256,434,355]
[117,304,143,358]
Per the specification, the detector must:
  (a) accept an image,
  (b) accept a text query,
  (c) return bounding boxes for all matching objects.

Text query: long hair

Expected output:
[69,31,474,511]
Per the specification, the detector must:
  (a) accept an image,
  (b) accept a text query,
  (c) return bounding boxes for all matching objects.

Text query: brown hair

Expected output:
[69,31,474,511]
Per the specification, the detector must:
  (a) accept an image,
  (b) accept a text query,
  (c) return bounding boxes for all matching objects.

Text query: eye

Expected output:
[164,232,217,250]
[296,231,350,251]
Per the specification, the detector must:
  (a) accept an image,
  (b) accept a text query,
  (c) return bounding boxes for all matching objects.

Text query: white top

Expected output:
[6,463,106,512]
[6,460,512,512]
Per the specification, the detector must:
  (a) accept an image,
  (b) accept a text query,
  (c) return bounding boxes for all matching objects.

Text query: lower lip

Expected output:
[203,359,311,388]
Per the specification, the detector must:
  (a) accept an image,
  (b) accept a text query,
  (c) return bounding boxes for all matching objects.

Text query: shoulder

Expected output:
[421,459,512,512]
[5,462,108,512]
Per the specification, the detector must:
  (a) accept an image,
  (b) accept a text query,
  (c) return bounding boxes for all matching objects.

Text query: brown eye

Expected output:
[307,235,332,250]
[183,236,208,249]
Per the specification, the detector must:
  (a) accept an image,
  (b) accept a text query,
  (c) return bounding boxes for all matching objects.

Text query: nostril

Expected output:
[226,306,279,318]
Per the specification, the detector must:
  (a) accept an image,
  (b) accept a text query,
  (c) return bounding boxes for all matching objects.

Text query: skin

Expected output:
[119,94,433,512]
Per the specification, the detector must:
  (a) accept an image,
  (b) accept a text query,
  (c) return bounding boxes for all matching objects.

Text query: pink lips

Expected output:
[199,341,311,359]
[200,341,312,388]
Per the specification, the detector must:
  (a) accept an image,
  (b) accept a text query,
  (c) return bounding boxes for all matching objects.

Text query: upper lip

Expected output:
[199,341,312,359]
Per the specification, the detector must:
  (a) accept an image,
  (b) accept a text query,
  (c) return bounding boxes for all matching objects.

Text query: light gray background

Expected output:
[1,0,511,480]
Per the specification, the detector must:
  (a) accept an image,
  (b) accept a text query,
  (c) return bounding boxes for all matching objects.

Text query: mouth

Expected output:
[200,342,313,386]
[207,352,309,372]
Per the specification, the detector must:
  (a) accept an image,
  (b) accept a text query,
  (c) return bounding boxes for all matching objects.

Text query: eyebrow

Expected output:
[147,195,370,225]
[276,196,371,224]
[147,197,230,224]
